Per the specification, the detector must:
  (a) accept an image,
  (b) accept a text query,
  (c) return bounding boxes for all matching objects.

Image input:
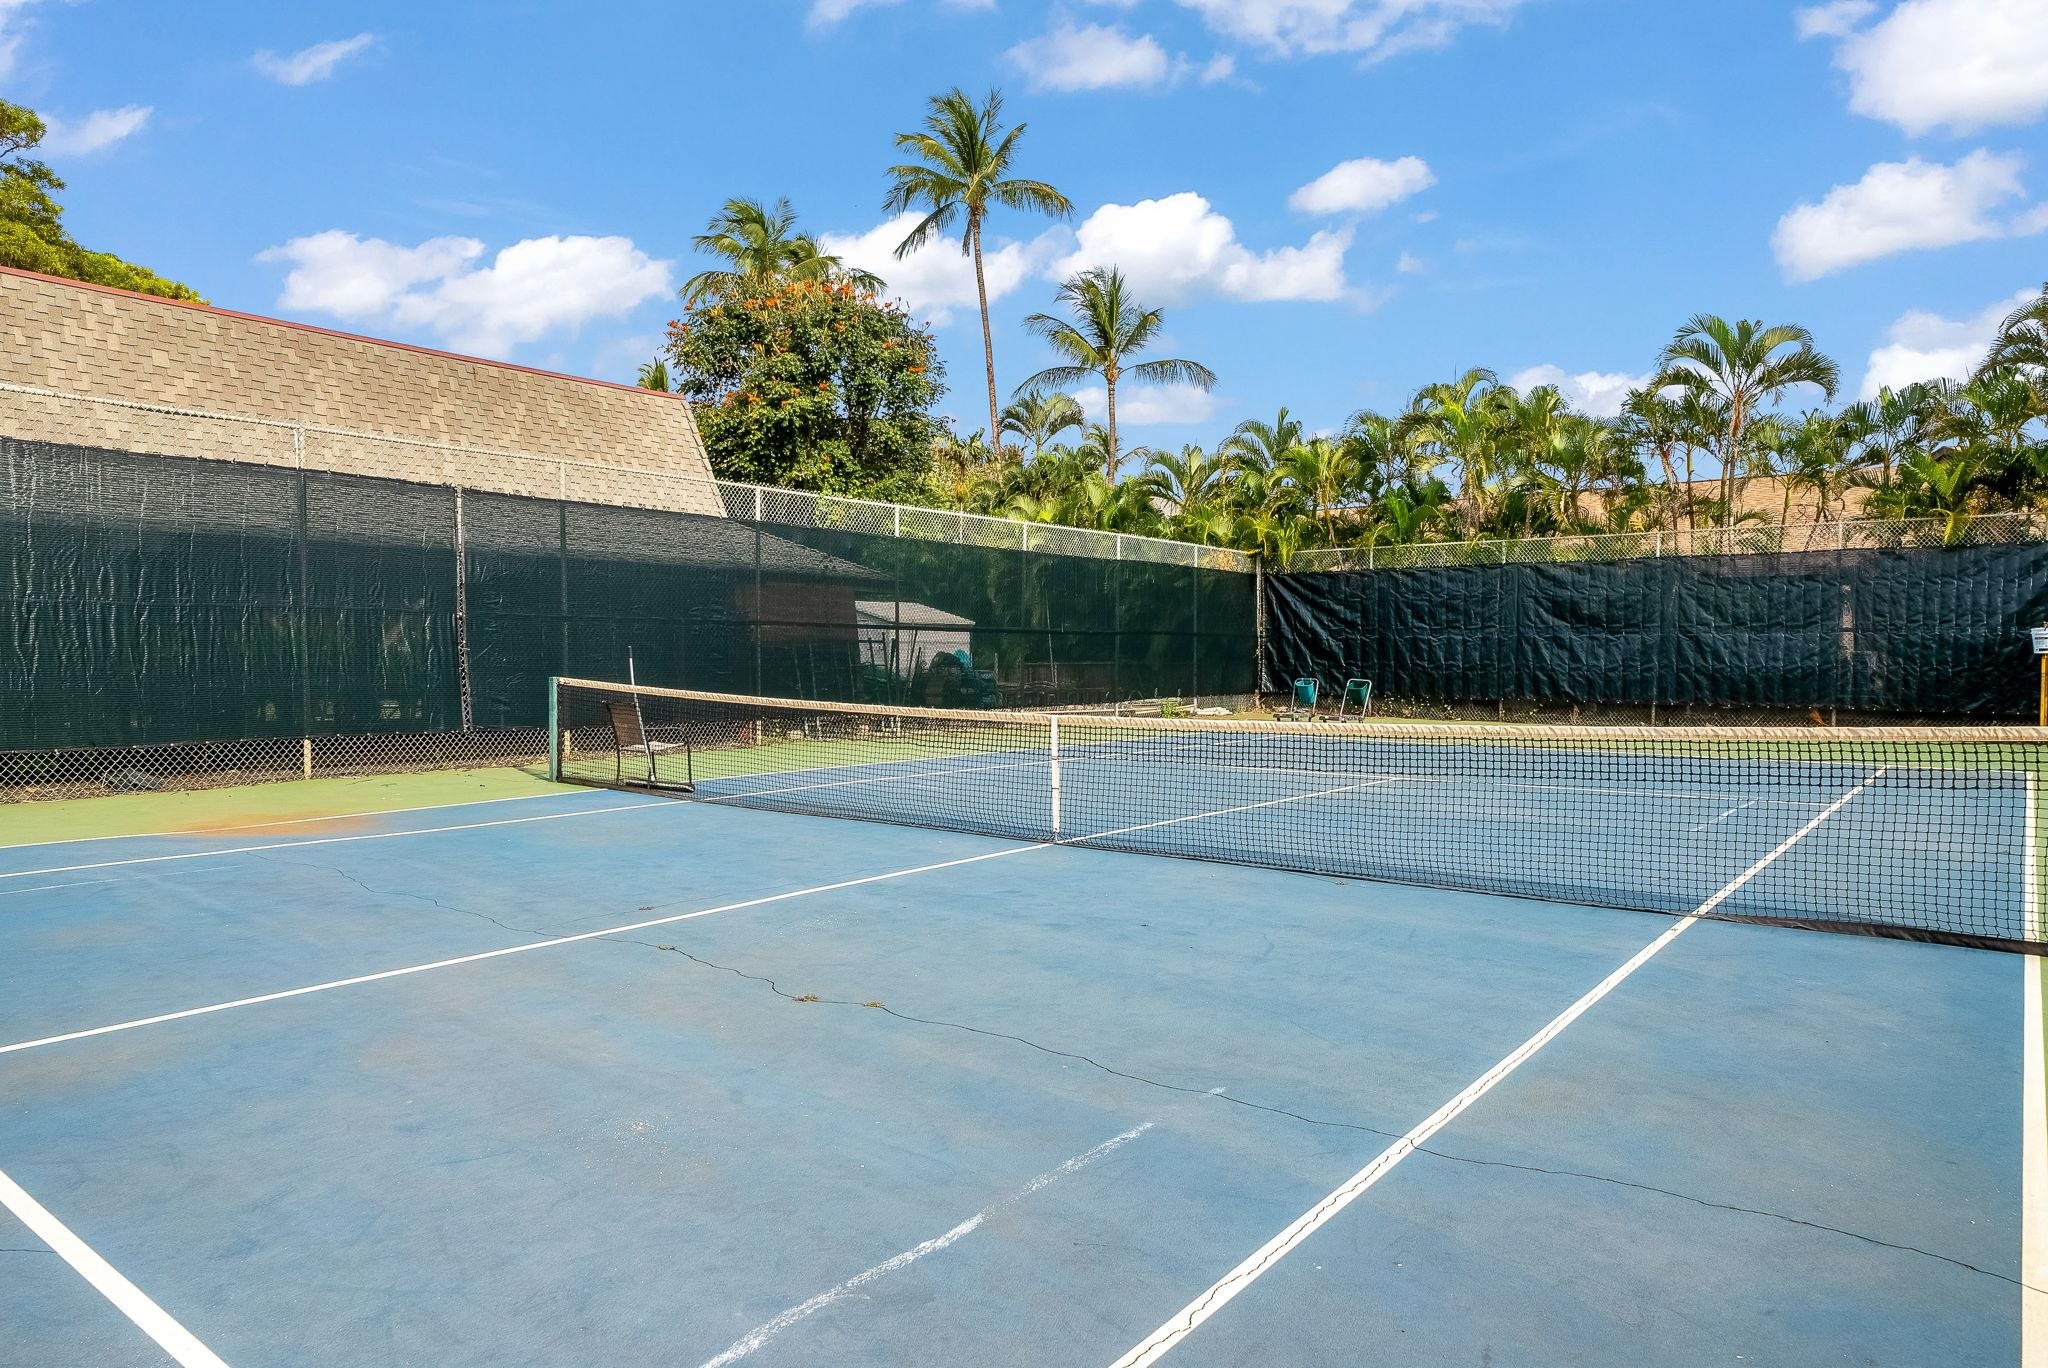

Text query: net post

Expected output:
[546,677,561,782]
[1048,715,1061,840]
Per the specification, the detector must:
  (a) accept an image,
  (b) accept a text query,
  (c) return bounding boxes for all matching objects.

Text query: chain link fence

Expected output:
[0,382,1251,572]
[1288,513,2048,572]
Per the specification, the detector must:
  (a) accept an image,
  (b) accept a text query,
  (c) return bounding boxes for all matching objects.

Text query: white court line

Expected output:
[0,797,672,882]
[1688,798,1762,833]
[700,755,1049,803]
[0,787,586,854]
[2021,773,2048,1366]
[0,843,1049,1056]
[1065,778,1403,846]
[0,768,1403,1056]
[0,879,118,900]
[699,1122,1157,1368]
[1104,770,1886,1368]
[0,1166,229,1367]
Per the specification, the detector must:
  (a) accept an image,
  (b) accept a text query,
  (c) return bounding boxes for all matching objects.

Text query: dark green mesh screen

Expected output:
[1264,547,2048,719]
[2,438,1257,751]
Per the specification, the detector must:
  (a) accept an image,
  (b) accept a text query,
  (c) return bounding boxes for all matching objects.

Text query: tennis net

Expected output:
[550,677,2046,952]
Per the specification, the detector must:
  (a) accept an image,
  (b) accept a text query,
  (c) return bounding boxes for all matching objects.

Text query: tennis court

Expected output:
[1,691,2044,1366]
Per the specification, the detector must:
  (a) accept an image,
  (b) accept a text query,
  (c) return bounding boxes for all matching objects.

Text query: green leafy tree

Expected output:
[1655,315,1840,526]
[681,197,881,306]
[885,88,1072,453]
[1017,266,1216,480]
[0,99,201,301]
[635,359,672,392]
[665,279,945,496]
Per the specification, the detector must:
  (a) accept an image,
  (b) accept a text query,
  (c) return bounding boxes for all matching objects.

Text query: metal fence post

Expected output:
[453,487,473,730]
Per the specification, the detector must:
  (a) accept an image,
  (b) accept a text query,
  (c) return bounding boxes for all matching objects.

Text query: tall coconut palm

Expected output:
[999,389,1084,461]
[1016,266,1216,481]
[681,197,880,305]
[884,88,1073,453]
[635,359,672,392]
[1654,315,1840,527]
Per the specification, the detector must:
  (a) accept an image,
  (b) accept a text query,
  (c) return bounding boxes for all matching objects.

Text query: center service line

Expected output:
[1104,770,1884,1368]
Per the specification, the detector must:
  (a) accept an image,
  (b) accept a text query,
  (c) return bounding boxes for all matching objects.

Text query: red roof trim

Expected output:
[0,264,679,399]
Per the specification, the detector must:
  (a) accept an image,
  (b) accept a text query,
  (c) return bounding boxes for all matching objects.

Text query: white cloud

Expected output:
[0,0,33,79]
[808,0,992,26]
[1827,0,2048,135]
[1197,53,1237,82]
[1859,288,2034,397]
[1007,21,1173,91]
[257,231,671,357]
[1171,0,1533,62]
[1070,381,1219,428]
[1289,155,1435,215]
[39,105,152,156]
[252,33,375,86]
[1050,192,1351,303]
[816,213,1054,325]
[2013,202,2048,235]
[1395,251,1426,274]
[1507,365,1649,418]
[1793,0,1875,38]
[1772,151,2035,282]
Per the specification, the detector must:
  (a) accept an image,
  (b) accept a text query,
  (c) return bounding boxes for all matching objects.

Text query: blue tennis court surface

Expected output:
[0,781,2040,1366]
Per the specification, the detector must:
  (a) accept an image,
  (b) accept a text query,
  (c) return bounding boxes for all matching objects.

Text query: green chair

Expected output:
[1338,678,1373,718]
[1278,677,1319,720]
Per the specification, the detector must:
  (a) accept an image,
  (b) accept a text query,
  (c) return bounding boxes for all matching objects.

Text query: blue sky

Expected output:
[7,0,2047,450]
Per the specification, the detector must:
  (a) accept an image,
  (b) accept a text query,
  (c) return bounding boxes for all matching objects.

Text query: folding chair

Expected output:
[1338,678,1373,718]
[603,698,695,791]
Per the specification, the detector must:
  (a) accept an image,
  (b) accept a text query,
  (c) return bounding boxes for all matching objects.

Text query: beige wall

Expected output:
[0,266,722,515]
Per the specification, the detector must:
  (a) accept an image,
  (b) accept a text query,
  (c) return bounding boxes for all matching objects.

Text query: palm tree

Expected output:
[1929,372,2045,506]
[1403,368,1503,535]
[1777,411,1853,533]
[682,197,881,305]
[1619,388,1687,530]
[1978,283,2048,380]
[1138,444,1236,540]
[1016,266,1216,481]
[1276,437,1360,545]
[635,359,672,392]
[999,389,1083,461]
[884,88,1073,453]
[1221,408,1305,472]
[1865,451,1981,547]
[1844,381,1941,489]
[1655,315,1840,527]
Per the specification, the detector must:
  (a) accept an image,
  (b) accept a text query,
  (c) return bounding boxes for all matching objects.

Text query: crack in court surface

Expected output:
[199,857,2026,1294]
[607,934,2034,1295]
